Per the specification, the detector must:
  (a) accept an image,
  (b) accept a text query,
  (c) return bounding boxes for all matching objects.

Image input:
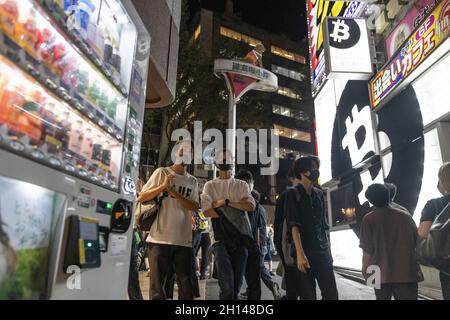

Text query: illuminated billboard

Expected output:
[307,0,366,97]
[385,0,439,60]
[370,0,450,109]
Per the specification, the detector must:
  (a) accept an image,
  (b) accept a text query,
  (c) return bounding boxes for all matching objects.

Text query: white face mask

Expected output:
[248,182,254,191]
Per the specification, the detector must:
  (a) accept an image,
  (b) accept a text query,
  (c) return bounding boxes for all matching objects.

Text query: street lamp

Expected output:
[213,59,278,164]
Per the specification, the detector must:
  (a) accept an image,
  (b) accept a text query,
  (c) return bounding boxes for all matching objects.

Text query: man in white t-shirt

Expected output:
[201,150,255,300]
[137,141,199,300]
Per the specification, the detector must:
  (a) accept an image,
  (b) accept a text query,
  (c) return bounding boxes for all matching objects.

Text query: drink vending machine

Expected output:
[0,0,150,299]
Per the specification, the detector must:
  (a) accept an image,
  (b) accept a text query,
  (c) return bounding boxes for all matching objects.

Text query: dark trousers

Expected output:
[193,232,211,276]
[244,243,262,300]
[164,266,175,299]
[199,233,211,276]
[191,246,200,298]
[299,250,338,300]
[212,242,248,300]
[374,282,418,300]
[128,233,144,300]
[440,271,450,300]
[148,243,194,300]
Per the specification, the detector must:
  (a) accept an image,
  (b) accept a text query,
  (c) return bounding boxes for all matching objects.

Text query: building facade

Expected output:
[194,5,316,200]
[307,0,449,299]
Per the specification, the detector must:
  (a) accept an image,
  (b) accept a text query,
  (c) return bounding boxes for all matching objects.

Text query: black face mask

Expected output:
[306,170,320,182]
[217,164,232,171]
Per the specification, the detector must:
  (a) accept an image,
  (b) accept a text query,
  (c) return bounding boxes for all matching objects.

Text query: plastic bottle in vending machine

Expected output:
[58,110,72,150]
[78,0,96,41]
[0,82,25,129]
[111,45,122,76]
[68,119,84,154]
[98,89,108,113]
[77,68,89,95]
[103,34,113,66]
[106,97,118,120]
[80,126,93,159]
[18,90,44,143]
[101,139,111,168]
[91,133,103,163]
[16,5,39,58]
[0,0,19,40]
[40,102,60,153]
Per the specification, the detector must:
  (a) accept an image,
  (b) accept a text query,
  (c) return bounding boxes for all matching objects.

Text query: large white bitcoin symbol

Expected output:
[330,19,350,43]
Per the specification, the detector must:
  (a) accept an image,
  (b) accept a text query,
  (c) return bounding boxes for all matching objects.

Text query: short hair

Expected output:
[384,183,397,201]
[235,169,253,182]
[365,184,390,208]
[293,156,315,179]
[438,162,450,193]
[309,155,321,168]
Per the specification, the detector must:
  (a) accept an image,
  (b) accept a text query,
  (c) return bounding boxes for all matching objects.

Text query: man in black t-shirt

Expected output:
[418,162,450,300]
[285,157,338,300]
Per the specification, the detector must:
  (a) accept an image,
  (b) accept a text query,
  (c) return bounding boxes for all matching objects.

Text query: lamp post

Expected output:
[213,59,278,163]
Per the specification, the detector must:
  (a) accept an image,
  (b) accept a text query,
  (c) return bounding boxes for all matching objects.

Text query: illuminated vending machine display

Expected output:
[0,0,150,299]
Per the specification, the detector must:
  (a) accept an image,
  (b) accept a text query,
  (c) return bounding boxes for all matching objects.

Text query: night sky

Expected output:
[189,0,308,42]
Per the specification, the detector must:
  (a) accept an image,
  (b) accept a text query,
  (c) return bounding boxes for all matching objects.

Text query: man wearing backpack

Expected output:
[284,156,338,300]
[137,141,200,300]
[201,150,256,300]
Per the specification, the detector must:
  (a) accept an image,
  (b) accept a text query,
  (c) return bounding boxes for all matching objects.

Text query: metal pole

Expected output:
[228,92,236,162]
[223,74,236,174]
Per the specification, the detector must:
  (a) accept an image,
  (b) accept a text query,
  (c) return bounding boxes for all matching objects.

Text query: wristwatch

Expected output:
[225,199,230,207]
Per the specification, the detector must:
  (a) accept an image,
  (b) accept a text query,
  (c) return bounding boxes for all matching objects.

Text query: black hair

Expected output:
[365,184,390,208]
[287,166,295,179]
[235,169,253,182]
[309,155,321,168]
[293,156,315,179]
[384,183,397,201]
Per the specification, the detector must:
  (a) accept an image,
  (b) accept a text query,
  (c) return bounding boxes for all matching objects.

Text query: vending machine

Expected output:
[0,0,150,299]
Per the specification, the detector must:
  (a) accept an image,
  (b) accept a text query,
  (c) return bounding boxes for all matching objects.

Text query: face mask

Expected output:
[174,158,189,167]
[248,182,254,191]
[217,164,232,171]
[306,170,320,182]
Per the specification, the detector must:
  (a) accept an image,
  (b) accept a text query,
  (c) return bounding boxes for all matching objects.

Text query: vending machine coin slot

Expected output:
[110,199,133,233]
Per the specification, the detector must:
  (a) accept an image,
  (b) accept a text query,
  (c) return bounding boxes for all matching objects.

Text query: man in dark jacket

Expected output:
[360,184,421,300]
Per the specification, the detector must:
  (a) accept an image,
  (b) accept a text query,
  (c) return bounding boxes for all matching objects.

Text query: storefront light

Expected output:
[412,54,450,126]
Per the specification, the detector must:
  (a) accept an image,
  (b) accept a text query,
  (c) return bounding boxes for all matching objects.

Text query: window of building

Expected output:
[274,124,311,143]
[277,86,302,100]
[275,147,304,159]
[271,45,306,64]
[272,104,310,122]
[219,26,261,47]
[271,64,305,82]
[194,25,201,40]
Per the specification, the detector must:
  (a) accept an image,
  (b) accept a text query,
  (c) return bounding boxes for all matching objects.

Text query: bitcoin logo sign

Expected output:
[330,19,350,43]
[328,18,361,49]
